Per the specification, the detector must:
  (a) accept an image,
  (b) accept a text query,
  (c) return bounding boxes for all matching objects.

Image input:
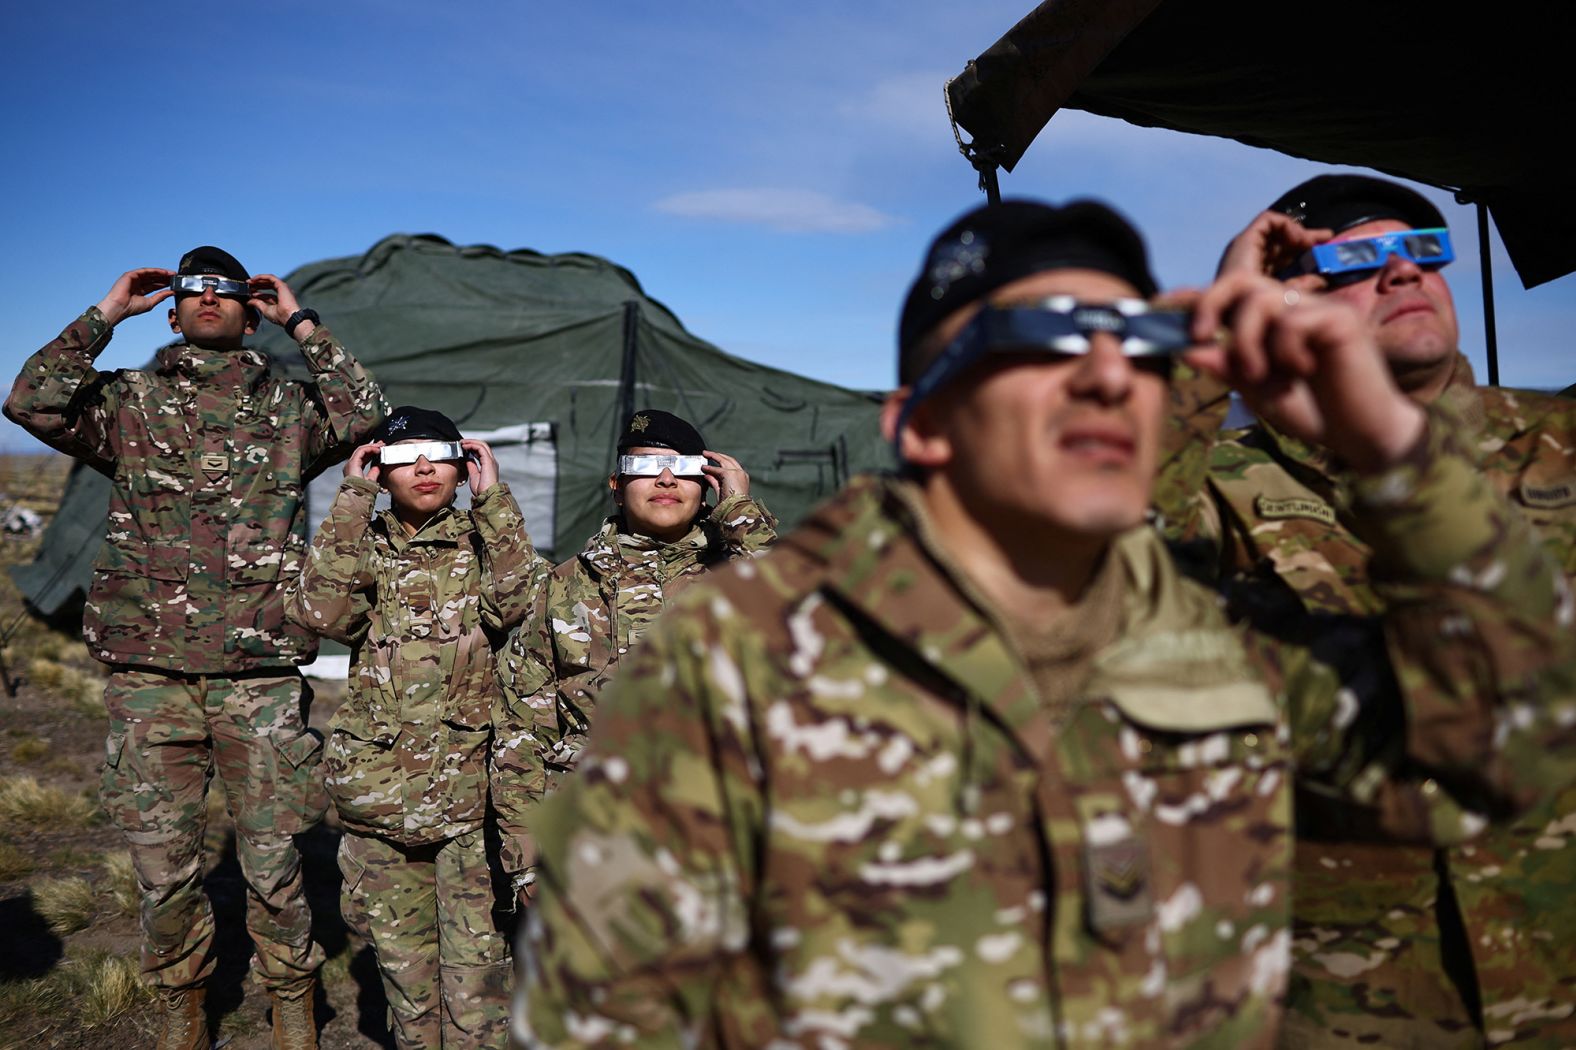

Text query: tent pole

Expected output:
[981,165,1002,205]
[617,300,640,436]
[1476,202,1500,386]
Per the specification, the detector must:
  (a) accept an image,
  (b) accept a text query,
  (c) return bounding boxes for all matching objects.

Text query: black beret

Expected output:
[898,199,1157,355]
[618,409,704,455]
[177,245,250,281]
[377,405,463,444]
[1270,175,1445,235]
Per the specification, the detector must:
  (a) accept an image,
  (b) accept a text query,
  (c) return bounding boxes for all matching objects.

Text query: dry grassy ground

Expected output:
[0,453,407,1049]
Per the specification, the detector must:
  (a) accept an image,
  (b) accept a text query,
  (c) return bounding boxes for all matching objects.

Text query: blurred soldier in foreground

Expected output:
[512,200,1575,1048]
[3,247,385,1049]
[493,409,775,905]
[286,406,545,1047]
[1158,175,1576,1048]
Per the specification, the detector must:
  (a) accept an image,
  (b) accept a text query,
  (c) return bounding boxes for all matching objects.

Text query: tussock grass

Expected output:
[0,948,151,1028]
[0,775,96,828]
[318,944,356,988]
[34,875,98,934]
[49,846,97,868]
[10,735,49,763]
[26,656,106,717]
[0,840,35,881]
[102,850,140,919]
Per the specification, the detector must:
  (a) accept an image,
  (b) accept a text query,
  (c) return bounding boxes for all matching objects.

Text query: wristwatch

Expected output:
[284,308,321,339]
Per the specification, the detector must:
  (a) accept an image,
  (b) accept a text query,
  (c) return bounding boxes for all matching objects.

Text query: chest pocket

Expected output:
[1049,631,1292,1030]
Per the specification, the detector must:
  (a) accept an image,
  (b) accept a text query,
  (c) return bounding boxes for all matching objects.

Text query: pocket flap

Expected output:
[1104,680,1278,733]
[1091,628,1278,733]
[281,728,325,769]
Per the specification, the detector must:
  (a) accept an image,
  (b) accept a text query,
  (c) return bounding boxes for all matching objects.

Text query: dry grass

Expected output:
[10,735,49,763]
[0,840,35,881]
[102,850,139,919]
[26,656,106,717]
[0,948,151,1029]
[34,875,98,934]
[0,775,97,828]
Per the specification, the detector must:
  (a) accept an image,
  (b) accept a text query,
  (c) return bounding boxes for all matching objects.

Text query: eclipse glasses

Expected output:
[908,296,1190,404]
[1282,227,1454,283]
[896,297,1191,451]
[170,274,254,299]
[617,454,709,478]
[379,441,466,466]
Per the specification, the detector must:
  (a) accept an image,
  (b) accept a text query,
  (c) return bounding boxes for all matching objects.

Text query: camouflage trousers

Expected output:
[100,668,328,993]
[338,828,512,1048]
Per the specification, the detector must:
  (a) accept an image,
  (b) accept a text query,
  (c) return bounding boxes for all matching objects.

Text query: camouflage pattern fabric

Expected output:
[2,307,387,673]
[492,493,775,888]
[339,828,512,1048]
[514,419,1576,1050]
[1157,354,1576,1048]
[100,668,328,993]
[284,476,547,845]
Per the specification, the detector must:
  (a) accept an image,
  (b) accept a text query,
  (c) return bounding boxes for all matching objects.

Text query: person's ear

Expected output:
[244,307,259,335]
[881,388,951,469]
[168,308,181,334]
[608,472,621,506]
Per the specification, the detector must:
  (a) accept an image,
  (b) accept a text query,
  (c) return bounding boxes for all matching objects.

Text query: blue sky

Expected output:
[4,1,1572,450]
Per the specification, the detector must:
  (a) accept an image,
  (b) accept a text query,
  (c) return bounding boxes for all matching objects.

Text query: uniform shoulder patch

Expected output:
[1253,494,1336,525]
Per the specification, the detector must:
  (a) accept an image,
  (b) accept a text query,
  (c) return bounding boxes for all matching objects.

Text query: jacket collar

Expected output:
[781,476,1245,766]
[156,341,272,388]
[376,503,471,552]
[580,514,712,579]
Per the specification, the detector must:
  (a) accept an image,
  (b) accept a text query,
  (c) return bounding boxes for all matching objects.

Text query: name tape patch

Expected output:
[1254,495,1336,525]
[1521,479,1576,509]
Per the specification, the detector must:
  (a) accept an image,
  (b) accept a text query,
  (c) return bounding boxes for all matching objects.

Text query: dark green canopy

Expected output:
[12,234,890,619]
[946,0,1576,289]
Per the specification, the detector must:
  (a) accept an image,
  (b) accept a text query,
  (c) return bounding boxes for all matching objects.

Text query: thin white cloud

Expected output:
[839,72,955,141]
[652,188,899,234]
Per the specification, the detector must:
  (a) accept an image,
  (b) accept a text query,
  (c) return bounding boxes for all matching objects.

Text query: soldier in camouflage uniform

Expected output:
[1156,175,1576,1048]
[512,200,1576,1048]
[2,247,385,1049]
[493,410,775,903]
[284,406,548,1048]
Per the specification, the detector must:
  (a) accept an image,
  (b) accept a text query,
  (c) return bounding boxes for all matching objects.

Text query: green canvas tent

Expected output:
[11,233,891,639]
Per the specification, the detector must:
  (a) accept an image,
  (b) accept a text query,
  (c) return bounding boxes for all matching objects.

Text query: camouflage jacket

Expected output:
[493,493,776,881]
[1158,356,1576,1047]
[283,477,547,845]
[3,308,386,673]
[516,425,1576,1050]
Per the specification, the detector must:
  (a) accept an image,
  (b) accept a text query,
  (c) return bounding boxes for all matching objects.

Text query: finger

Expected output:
[702,450,739,468]
[1181,345,1229,379]
[1228,288,1281,383]
[1267,309,1318,379]
[146,288,174,307]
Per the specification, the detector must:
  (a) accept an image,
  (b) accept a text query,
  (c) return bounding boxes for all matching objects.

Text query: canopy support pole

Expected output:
[944,79,1003,204]
[1475,202,1500,386]
[981,165,1002,204]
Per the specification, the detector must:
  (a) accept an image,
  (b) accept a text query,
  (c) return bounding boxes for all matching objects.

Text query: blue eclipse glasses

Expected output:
[1282,227,1454,283]
[895,297,1192,452]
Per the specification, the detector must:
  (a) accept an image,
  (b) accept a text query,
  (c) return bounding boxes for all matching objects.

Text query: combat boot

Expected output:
[154,985,208,1050]
[269,980,319,1050]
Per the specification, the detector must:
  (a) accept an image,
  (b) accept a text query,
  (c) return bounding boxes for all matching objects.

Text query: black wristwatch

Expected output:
[284,308,321,340]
